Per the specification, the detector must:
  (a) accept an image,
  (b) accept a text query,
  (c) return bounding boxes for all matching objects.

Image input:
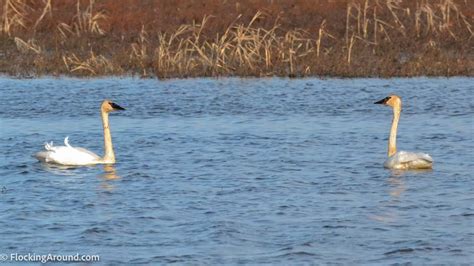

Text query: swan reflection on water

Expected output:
[39,163,121,182]
[39,163,85,176]
[370,169,432,223]
[101,164,121,180]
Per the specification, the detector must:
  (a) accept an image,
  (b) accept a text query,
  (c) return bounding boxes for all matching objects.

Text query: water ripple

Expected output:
[0,77,472,264]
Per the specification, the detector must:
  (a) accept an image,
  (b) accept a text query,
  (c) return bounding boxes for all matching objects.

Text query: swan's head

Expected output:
[101,100,125,113]
[374,94,401,108]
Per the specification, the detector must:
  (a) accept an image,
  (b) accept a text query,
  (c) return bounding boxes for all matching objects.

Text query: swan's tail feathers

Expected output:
[419,153,433,163]
[64,136,71,147]
[44,141,54,151]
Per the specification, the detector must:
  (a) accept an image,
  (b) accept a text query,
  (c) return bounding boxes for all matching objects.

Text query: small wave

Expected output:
[322,225,353,229]
[82,227,108,234]
[384,248,415,255]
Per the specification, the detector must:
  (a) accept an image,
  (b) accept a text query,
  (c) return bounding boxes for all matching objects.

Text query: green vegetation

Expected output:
[1,0,472,78]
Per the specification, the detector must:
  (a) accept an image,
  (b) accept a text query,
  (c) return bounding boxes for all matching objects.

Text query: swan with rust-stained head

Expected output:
[374,94,433,170]
[35,100,125,166]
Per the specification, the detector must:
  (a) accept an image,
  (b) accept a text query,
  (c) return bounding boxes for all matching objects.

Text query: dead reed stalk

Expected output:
[33,0,52,30]
[14,37,41,54]
[1,0,28,36]
[130,26,150,77]
[347,33,356,65]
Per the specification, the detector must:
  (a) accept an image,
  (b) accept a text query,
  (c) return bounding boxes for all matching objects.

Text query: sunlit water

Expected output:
[0,77,472,264]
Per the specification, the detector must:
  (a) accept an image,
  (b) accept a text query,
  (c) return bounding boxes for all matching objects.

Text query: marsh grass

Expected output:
[63,51,118,75]
[0,0,472,77]
[57,0,106,39]
[145,13,318,78]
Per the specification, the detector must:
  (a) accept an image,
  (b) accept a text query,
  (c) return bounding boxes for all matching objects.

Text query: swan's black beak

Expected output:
[111,102,125,110]
[374,96,390,104]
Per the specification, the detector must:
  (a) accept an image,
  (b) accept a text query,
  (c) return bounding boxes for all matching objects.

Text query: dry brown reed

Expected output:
[63,51,117,75]
[57,0,106,39]
[14,37,41,54]
[1,0,28,36]
[142,12,322,78]
[130,25,150,77]
[33,0,52,30]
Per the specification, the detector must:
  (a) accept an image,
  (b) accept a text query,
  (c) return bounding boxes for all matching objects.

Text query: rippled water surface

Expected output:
[0,77,473,264]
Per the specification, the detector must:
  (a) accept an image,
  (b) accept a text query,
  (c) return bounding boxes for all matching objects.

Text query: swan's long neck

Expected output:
[388,104,401,157]
[101,111,115,163]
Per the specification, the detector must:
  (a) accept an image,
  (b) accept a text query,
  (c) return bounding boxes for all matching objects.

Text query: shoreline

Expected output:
[1,0,472,78]
[1,74,471,80]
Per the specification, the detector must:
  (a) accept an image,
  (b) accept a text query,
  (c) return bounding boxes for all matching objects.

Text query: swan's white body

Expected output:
[35,137,101,165]
[375,95,433,170]
[35,100,124,166]
[384,151,433,170]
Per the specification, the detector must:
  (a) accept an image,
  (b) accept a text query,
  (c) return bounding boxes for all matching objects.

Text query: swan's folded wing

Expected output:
[47,146,100,165]
[397,151,433,163]
[36,139,100,165]
[74,147,102,160]
[384,151,433,169]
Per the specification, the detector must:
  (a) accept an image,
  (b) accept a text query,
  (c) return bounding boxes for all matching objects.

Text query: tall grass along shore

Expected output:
[1,0,473,78]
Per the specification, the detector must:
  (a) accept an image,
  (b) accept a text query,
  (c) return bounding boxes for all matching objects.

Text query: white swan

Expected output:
[374,95,433,170]
[35,100,125,166]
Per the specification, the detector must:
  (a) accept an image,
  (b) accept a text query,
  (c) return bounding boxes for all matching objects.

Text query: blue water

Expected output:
[0,77,473,264]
